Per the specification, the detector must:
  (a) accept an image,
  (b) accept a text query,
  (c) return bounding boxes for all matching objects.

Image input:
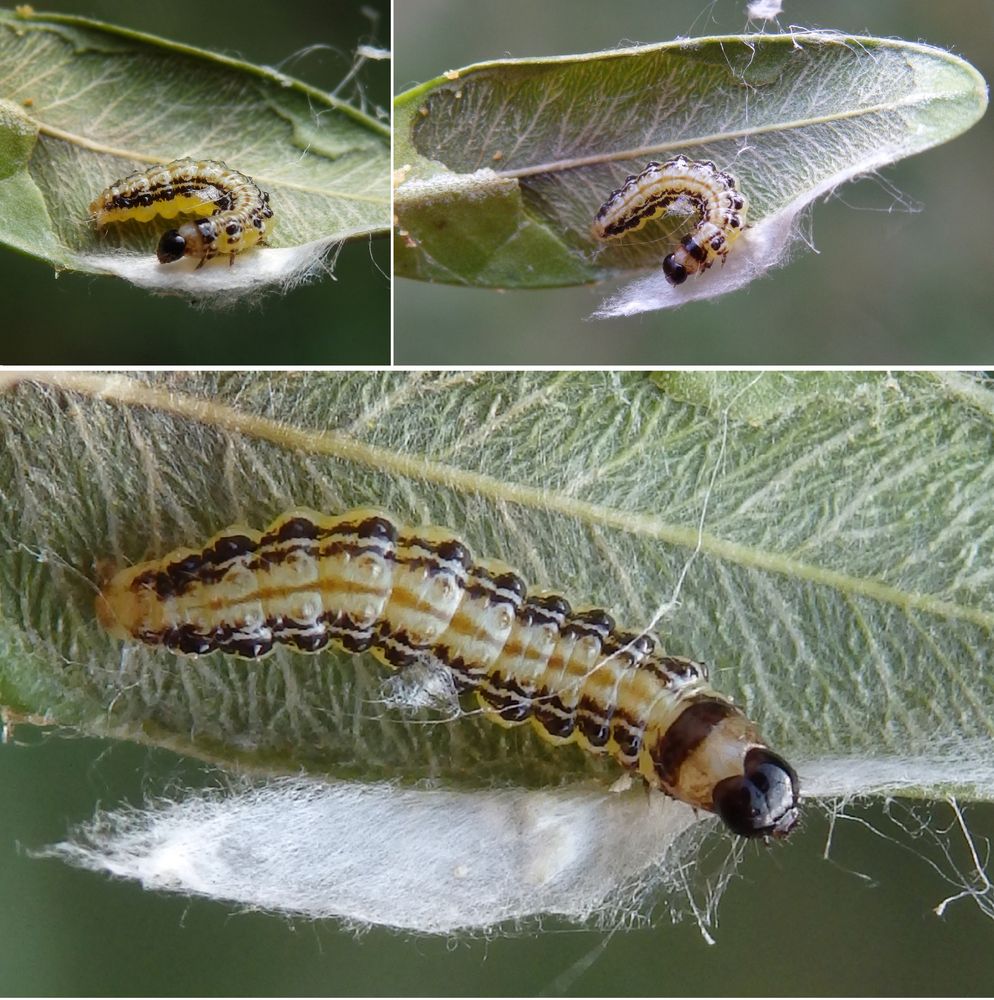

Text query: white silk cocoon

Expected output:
[72,233,361,305]
[44,778,703,933]
[800,740,994,802]
[40,741,994,932]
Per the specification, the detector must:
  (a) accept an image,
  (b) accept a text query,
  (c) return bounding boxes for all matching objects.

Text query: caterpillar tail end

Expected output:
[94,562,145,642]
[88,198,108,227]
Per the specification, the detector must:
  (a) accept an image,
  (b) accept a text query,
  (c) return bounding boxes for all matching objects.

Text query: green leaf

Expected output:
[2,371,993,804]
[393,33,988,293]
[0,8,390,299]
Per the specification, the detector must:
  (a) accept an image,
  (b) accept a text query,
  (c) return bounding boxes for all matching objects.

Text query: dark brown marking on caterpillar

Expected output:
[652,698,736,787]
[96,507,800,839]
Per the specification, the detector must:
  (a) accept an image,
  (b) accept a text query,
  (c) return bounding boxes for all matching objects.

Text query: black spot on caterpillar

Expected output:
[592,155,748,285]
[96,507,800,839]
[89,158,275,267]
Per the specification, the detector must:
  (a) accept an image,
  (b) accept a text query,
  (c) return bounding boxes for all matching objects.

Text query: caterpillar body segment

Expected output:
[96,507,799,839]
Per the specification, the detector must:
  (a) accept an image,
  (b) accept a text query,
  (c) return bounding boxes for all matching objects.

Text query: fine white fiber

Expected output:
[42,777,704,934]
[799,739,994,802]
[746,0,784,21]
[395,167,509,207]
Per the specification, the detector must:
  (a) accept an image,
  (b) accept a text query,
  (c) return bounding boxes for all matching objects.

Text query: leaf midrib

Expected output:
[8,371,989,633]
[495,96,943,180]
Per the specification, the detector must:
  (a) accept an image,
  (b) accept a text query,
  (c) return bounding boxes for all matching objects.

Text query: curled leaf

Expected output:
[0,9,390,302]
[394,32,987,312]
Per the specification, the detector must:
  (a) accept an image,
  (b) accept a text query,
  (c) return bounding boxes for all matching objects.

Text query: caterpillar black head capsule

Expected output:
[662,252,689,285]
[712,747,800,839]
[156,229,187,263]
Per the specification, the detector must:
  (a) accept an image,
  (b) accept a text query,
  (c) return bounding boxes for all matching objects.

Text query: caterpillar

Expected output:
[592,156,748,285]
[89,158,274,267]
[96,507,800,839]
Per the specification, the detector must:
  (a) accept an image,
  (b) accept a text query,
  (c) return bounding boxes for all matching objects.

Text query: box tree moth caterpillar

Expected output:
[593,156,748,285]
[96,507,800,839]
[90,158,274,266]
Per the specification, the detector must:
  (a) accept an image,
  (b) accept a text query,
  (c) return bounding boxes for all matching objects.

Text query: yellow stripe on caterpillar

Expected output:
[90,158,274,267]
[593,156,748,285]
[96,506,799,840]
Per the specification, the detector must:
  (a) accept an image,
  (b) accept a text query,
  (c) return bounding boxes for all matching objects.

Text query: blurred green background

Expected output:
[1,0,390,363]
[2,728,993,995]
[394,0,994,364]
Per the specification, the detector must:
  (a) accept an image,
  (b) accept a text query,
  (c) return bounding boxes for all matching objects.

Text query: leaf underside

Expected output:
[1,371,993,804]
